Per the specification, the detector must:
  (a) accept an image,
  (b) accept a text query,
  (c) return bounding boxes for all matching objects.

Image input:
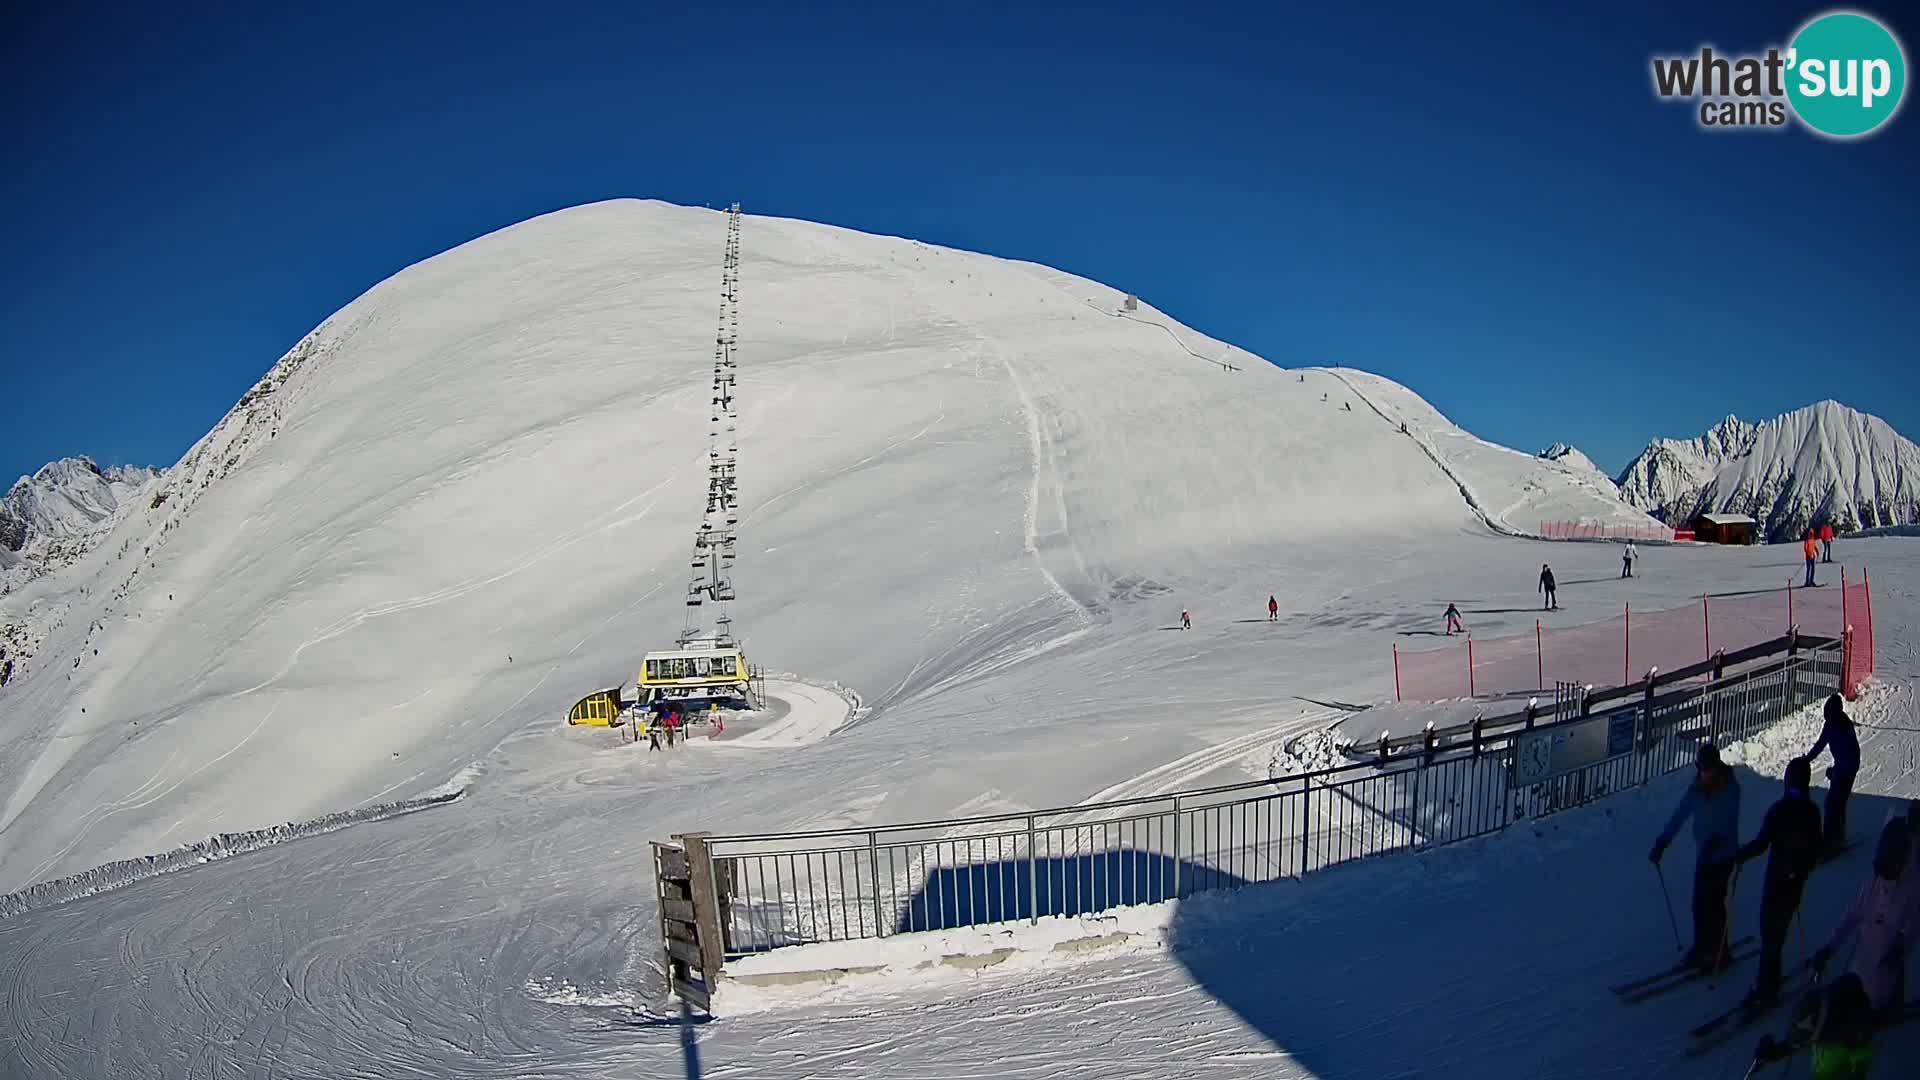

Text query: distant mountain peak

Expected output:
[0,455,159,558]
[1537,442,1606,479]
[1616,401,1919,540]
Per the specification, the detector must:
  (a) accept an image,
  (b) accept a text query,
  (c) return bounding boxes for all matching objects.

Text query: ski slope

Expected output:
[0,538,1913,1079]
[0,200,1914,1078]
[0,199,1649,893]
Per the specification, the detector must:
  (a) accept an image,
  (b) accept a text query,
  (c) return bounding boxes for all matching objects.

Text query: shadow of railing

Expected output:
[900,848,1252,933]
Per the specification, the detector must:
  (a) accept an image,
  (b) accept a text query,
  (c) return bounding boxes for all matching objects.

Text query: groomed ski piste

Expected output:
[0,199,1915,1078]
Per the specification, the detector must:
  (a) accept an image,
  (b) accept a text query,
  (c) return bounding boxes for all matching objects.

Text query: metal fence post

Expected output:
[1026,814,1039,925]
[1170,796,1183,900]
[1410,757,1424,850]
[867,831,884,938]
[1298,778,1311,876]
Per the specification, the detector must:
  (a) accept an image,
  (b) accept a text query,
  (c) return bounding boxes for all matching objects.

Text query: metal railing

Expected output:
[676,641,1842,962]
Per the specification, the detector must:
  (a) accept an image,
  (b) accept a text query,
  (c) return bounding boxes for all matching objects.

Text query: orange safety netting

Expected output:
[1538,521,1678,541]
[1393,566,1876,702]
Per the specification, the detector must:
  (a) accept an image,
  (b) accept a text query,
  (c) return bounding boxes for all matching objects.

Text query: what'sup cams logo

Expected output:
[1651,9,1907,138]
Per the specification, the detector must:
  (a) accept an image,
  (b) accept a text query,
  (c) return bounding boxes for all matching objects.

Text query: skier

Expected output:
[1808,694,1862,856]
[1821,522,1836,563]
[1751,974,1877,1078]
[1268,596,1278,622]
[1343,401,1351,411]
[1444,602,1463,636]
[1812,819,1919,1018]
[1539,564,1558,610]
[1804,532,1820,587]
[1723,756,1823,1009]
[1651,743,1742,972]
[1181,609,1192,631]
[1621,541,1637,579]
[646,716,662,752]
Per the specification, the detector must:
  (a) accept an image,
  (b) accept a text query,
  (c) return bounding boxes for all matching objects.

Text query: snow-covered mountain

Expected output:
[0,456,160,602]
[1614,416,1754,512]
[0,198,1661,893]
[1615,402,1920,541]
[1537,442,1607,480]
[0,457,158,555]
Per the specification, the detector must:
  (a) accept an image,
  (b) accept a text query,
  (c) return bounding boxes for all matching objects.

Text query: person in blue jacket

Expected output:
[1651,743,1743,971]
[1808,694,1862,855]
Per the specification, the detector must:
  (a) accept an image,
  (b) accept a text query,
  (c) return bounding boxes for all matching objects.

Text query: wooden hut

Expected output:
[1691,512,1757,546]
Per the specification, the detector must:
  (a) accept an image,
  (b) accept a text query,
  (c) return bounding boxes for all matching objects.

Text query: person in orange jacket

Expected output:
[1803,533,1820,587]
[1820,522,1835,563]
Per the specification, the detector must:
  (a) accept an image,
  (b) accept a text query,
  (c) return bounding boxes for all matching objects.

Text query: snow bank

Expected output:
[0,769,476,919]
[718,899,1181,1013]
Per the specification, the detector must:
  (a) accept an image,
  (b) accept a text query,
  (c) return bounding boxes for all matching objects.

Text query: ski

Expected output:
[1689,957,1816,1040]
[1616,942,1760,1004]
[1625,944,1760,1004]
[1610,936,1757,997]
[1685,965,1816,1055]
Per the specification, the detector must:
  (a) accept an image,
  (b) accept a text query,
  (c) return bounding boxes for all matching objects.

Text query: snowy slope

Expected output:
[1617,402,1920,540]
[0,539,1912,1080]
[1317,368,1661,534]
[0,199,1667,893]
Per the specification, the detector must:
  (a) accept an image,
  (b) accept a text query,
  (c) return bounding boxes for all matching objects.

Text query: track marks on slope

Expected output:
[1078,706,1346,806]
[1316,368,1532,539]
[1077,298,1241,373]
[1000,356,1101,618]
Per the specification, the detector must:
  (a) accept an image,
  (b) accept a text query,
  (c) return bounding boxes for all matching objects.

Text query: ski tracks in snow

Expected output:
[1079,706,1347,807]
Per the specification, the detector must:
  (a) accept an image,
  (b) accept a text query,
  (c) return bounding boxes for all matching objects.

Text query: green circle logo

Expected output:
[1786,11,1907,137]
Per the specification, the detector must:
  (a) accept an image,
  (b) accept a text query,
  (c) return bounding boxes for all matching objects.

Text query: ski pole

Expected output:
[1654,862,1683,951]
[1711,862,1741,985]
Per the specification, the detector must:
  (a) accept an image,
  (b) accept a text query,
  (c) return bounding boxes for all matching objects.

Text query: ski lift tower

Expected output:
[682,203,744,651]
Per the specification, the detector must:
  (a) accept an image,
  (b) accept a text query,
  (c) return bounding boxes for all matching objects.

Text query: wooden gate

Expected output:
[654,833,729,1011]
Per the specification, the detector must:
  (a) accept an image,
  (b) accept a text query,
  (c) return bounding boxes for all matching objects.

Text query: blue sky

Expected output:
[2,1,1914,485]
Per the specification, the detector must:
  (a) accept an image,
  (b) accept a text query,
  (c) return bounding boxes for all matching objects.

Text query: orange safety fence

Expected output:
[1844,570,1874,698]
[1393,566,1876,702]
[1538,521,1679,542]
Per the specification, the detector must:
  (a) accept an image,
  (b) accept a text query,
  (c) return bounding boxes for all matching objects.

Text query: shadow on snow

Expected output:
[1163,766,1918,1079]
[899,848,1250,933]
